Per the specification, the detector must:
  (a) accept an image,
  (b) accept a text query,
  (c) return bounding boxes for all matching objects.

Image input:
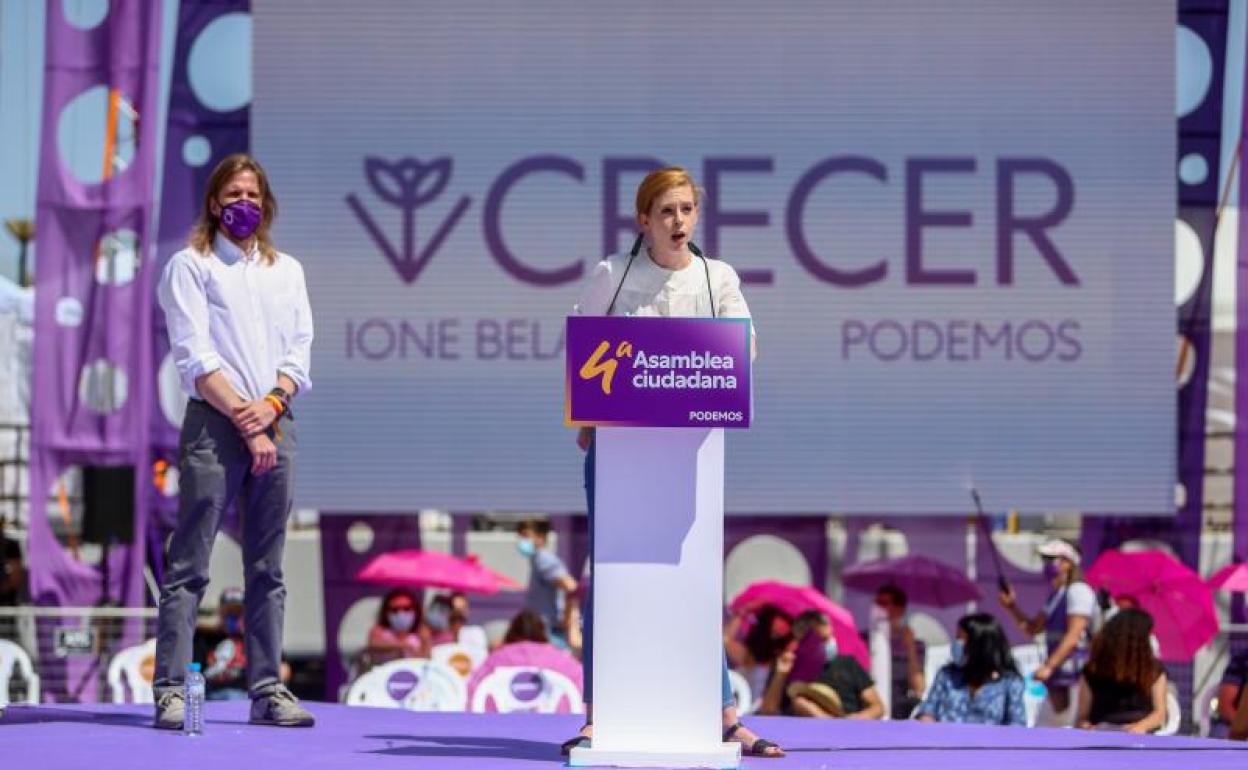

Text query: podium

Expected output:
[565,316,752,769]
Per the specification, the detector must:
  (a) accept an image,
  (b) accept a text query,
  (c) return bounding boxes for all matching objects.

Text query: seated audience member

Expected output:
[915,613,1025,726]
[726,604,794,705]
[502,608,553,647]
[365,588,429,665]
[1212,648,1247,738]
[786,646,884,720]
[758,610,835,715]
[875,584,926,719]
[1077,609,1167,734]
[425,592,470,646]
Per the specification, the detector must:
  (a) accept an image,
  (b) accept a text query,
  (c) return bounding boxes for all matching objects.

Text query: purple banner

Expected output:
[28,0,162,603]
[27,0,163,700]
[565,316,752,428]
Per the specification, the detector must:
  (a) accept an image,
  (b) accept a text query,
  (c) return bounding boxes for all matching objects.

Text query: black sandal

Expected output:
[560,723,592,756]
[723,722,784,758]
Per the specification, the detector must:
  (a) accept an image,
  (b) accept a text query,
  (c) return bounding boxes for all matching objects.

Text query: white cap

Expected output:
[1037,538,1081,565]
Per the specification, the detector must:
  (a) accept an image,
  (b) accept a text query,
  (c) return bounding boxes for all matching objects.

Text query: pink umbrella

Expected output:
[356,549,522,595]
[843,554,981,608]
[466,641,583,703]
[728,580,869,668]
[1208,562,1248,593]
[1086,549,1219,662]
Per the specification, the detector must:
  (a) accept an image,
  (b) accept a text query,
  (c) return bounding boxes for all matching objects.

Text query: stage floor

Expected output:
[3,703,1246,770]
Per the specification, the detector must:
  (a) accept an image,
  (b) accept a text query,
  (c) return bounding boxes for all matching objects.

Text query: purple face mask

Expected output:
[220,199,262,240]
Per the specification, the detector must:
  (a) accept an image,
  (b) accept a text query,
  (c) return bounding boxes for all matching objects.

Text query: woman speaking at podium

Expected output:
[563,167,780,758]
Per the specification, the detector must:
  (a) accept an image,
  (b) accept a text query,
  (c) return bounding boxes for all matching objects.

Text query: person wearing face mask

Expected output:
[915,613,1026,726]
[424,592,472,645]
[153,154,315,730]
[516,520,578,651]
[365,588,430,665]
[564,168,778,758]
[998,538,1098,726]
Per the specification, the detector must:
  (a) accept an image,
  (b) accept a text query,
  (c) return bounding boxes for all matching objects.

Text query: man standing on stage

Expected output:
[152,154,314,729]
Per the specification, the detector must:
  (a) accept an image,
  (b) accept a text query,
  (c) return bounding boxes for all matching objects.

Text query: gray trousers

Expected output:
[153,399,296,699]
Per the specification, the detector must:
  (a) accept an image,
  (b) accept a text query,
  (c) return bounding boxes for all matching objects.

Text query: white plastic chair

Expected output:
[107,638,157,704]
[469,665,583,714]
[430,642,487,679]
[0,638,39,705]
[343,658,467,711]
[727,668,753,715]
[457,625,490,652]
[1156,685,1182,736]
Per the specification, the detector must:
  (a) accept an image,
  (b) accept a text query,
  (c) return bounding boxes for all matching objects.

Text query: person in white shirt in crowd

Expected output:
[151,154,315,730]
[999,538,1099,726]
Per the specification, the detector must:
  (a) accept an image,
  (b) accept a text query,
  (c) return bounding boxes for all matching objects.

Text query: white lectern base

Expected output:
[569,743,742,769]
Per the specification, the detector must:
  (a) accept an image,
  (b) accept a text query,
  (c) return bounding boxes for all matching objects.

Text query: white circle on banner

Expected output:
[338,597,383,659]
[158,353,187,427]
[1175,219,1204,307]
[57,85,137,185]
[908,612,951,647]
[55,297,84,327]
[1177,334,1196,388]
[62,0,109,30]
[1177,26,1213,118]
[1178,153,1209,186]
[347,522,376,554]
[78,359,128,413]
[723,535,811,606]
[188,13,253,112]
[1174,482,1188,510]
[94,229,139,286]
[182,135,212,167]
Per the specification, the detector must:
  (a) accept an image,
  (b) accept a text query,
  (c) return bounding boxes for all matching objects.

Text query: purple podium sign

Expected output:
[565,316,752,429]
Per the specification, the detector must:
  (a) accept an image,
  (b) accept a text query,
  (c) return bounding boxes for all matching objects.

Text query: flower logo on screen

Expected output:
[579,339,633,395]
[345,157,472,284]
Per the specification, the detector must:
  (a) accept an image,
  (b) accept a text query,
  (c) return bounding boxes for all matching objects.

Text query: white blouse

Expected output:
[574,250,755,331]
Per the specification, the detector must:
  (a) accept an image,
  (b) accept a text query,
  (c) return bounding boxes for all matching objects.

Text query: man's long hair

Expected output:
[188,154,279,264]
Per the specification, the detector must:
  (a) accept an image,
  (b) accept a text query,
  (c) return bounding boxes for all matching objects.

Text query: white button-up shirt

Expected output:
[158,233,313,402]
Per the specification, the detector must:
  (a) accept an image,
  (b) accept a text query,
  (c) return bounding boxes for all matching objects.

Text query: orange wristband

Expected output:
[264,394,285,417]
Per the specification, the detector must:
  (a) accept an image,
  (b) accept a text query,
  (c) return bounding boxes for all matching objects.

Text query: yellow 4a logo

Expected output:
[579,339,634,395]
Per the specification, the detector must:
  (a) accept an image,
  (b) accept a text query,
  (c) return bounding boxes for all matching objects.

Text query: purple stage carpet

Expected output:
[3,703,1246,769]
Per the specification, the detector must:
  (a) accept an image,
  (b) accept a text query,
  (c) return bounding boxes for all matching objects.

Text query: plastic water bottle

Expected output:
[184,662,205,736]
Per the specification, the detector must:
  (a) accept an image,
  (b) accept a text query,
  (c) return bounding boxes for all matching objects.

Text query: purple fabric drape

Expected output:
[1235,3,1248,595]
[28,0,162,607]
[1174,0,1227,569]
[27,0,163,701]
